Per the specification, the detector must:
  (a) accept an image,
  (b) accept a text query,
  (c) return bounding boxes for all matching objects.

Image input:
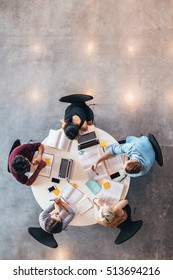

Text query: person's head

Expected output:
[45,211,63,234]
[99,205,116,224]
[64,123,80,140]
[11,155,31,174]
[124,158,141,174]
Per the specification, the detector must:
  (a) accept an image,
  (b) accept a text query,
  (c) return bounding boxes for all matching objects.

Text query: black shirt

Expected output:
[64,103,94,129]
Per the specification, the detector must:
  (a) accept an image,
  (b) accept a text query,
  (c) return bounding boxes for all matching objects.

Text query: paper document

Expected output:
[105,155,124,175]
[30,152,54,178]
[98,179,124,206]
[79,148,108,180]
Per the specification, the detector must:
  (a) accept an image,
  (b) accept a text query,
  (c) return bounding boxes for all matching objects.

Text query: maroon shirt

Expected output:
[8,142,41,184]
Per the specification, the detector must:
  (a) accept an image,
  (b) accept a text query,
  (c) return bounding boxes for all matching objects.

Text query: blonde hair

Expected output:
[99,205,116,224]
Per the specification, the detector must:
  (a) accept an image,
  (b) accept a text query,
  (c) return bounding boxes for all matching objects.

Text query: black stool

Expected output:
[115,204,143,245]
[28,227,58,248]
[7,139,21,173]
[148,133,163,166]
[59,94,93,103]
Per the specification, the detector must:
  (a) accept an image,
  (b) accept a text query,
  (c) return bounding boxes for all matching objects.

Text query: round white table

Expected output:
[31,126,130,226]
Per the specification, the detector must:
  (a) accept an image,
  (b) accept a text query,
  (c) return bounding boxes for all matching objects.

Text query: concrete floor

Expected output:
[0,0,173,260]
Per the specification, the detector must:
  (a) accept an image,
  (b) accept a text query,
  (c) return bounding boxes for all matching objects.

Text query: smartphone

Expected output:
[110,172,120,180]
[48,186,56,192]
[51,178,60,184]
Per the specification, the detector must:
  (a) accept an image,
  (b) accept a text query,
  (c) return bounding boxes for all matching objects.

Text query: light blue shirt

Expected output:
[108,136,155,177]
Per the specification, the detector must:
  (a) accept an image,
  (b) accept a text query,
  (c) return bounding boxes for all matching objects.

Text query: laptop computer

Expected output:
[78,131,100,150]
[58,158,73,181]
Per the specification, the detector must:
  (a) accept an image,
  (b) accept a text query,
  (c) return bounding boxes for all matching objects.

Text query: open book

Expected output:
[46,129,71,151]
[30,153,54,178]
[60,182,84,207]
[78,148,108,180]
[98,179,124,206]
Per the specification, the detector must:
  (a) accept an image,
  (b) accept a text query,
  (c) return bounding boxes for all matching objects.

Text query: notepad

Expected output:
[53,188,60,196]
[76,197,93,214]
[85,178,101,195]
[60,182,84,206]
[30,152,54,178]
[102,181,110,189]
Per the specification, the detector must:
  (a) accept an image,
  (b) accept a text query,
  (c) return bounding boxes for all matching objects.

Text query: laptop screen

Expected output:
[78,131,97,145]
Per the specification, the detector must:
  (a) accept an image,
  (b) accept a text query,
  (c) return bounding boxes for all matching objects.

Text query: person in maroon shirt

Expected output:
[8,142,46,185]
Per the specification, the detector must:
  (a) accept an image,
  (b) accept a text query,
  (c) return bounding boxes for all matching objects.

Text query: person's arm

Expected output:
[26,160,46,186]
[108,143,134,157]
[92,151,111,171]
[54,197,69,211]
[87,120,93,125]
[62,207,76,229]
[32,144,44,165]
[60,117,67,129]
[113,199,128,216]
[80,121,88,131]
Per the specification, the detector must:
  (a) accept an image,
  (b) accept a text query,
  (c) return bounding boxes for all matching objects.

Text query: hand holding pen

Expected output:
[91,165,99,175]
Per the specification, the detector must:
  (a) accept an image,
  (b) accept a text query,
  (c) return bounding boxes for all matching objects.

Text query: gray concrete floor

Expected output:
[0,0,173,260]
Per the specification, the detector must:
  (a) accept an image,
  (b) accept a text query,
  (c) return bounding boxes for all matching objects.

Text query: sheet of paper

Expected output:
[98,179,124,206]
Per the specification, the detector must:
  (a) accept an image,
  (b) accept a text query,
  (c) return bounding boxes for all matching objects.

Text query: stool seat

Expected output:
[28,227,58,248]
[114,204,143,245]
[148,133,163,166]
[59,94,93,103]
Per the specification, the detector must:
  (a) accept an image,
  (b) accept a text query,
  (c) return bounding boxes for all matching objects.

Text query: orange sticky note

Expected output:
[103,182,110,189]
[53,188,60,196]
[44,157,50,165]
[100,141,107,148]
[70,183,77,188]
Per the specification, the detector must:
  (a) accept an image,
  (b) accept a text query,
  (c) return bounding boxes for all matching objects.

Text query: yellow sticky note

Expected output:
[103,182,110,189]
[100,141,107,148]
[44,157,50,165]
[53,188,60,196]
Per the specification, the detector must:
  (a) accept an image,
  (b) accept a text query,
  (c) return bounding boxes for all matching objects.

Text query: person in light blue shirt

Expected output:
[92,136,155,177]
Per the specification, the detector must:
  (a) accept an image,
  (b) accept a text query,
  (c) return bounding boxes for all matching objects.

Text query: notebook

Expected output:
[85,178,102,195]
[76,197,93,214]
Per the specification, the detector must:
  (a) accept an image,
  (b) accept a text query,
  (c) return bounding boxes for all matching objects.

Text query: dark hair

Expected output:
[11,156,30,174]
[45,217,63,234]
[125,161,141,174]
[64,123,79,140]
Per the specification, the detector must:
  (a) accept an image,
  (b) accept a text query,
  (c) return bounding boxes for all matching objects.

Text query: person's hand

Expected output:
[60,117,65,124]
[91,161,98,171]
[93,198,100,205]
[32,154,42,165]
[54,197,61,204]
[38,160,46,170]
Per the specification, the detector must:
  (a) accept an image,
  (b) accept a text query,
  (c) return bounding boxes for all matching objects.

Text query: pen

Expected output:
[92,166,99,175]
[50,199,55,201]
